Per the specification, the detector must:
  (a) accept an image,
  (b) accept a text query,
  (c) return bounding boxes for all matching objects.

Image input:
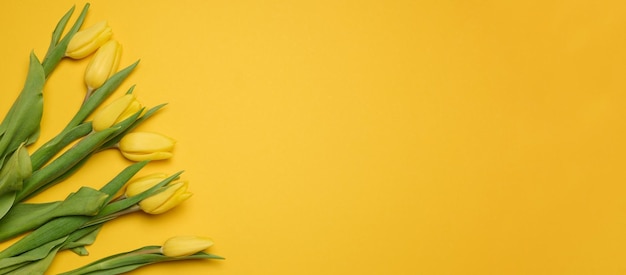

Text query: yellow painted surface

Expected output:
[1,1,626,274]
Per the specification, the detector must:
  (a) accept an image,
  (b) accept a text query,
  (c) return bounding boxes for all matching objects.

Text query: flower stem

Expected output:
[80,204,141,228]
[83,87,94,105]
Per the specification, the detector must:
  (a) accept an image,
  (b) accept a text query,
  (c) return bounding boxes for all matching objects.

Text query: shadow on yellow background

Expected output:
[1,1,626,274]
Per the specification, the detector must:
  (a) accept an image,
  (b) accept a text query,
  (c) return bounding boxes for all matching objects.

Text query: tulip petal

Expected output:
[124,173,169,197]
[85,40,122,90]
[119,132,176,153]
[121,151,173,162]
[139,182,188,214]
[151,192,192,215]
[119,132,176,161]
[162,236,214,257]
[92,94,136,131]
[118,100,142,121]
[66,21,112,59]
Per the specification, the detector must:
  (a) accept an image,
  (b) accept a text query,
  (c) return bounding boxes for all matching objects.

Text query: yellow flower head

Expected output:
[161,236,214,257]
[84,39,122,90]
[125,173,192,215]
[124,173,168,197]
[92,94,142,131]
[66,21,113,59]
[118,132,176,161]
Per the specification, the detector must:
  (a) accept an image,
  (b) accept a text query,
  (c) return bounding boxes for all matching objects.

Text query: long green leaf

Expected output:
[30,122,92,170]
[16,127,118,202]
[0,237,66,269]
[42,3,90,77]
[0,187,107,242]
[9,245,60,274]
[0,192,15,223]
[0,52,44,162]
[43,5,75,61]
[0,160,153,258]
[62,225,103,252]
[58,245,223,275]
[0,215,89,259]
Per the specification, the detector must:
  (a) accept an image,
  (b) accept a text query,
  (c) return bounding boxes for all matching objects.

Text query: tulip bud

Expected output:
[124,173,168,197]
[161,236,214,257]
[139,181,192,214]
[84,40,122,91]
[92,94,142,131]
[118,132,176,161]
[124,173,192,214]
[66,21,113,59]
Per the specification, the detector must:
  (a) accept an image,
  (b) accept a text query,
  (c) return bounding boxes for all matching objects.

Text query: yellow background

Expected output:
[1,1,626,274]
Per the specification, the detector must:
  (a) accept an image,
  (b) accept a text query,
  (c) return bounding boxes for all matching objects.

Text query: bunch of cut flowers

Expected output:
[0,3,222,274]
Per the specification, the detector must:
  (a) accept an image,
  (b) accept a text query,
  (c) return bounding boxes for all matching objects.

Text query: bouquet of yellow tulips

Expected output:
[0,3,222,274]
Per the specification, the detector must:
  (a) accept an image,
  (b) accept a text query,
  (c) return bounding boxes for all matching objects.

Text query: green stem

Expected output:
[29,123,92,170]
[17,128,118,202]
[80,204,141,228]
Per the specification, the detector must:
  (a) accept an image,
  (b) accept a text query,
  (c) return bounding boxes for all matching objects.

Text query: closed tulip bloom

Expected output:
[124,173,168,197]
[92,94,141,131]
[139,181,192,214]
[125,173,192,214]
[161,236,214,257]
[118,132,176,161]
[66,21,113,59]
[84,40,122,91]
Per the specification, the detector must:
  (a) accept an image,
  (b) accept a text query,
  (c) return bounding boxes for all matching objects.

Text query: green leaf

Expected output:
[78,263,151,275]
[30,122,92,170]
[0,187,108,242]
[31,111,145,198]
[0,262,28,275]
[24,126,40,146]
[7,245,60,275]
[0,192,15,222]
[0,237,66,269]
[58,248,224,275]
[44,5,75,60]
[24,155,93,200]
[0,162,149,258]
[62,225,103,252]
[0,201,58,242]
[98,161,150,201]
[70,247,90,256]
[56,246,155,275]
[0,215,90,259]
[16,127,119,202]
[42,3,90,77]
[0,52,44,162]
[0,144,32,194]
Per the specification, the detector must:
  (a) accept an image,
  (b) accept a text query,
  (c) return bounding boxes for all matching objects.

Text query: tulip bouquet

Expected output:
[0,3,221,274]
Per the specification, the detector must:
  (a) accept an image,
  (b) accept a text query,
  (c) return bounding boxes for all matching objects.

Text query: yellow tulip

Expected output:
[92,94,142,131]
[66,21,112,59]
[139,181,192,214]
[124,173,168,197]
[84,40,122,91]
[124,173,192,214]
[161,236,214,257]
[118,132,176,161]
